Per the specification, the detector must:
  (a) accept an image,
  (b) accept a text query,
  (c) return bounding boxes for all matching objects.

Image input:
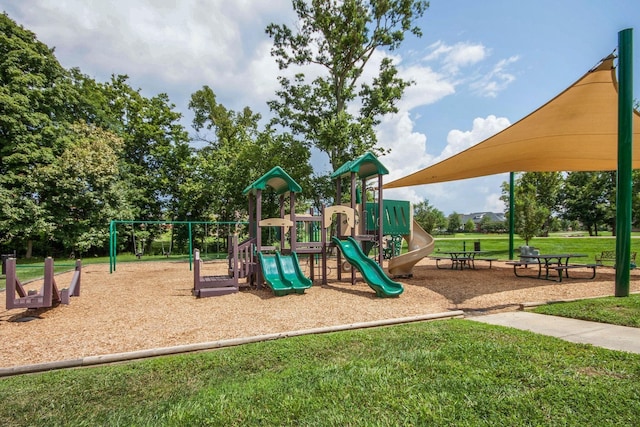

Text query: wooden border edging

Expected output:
[0,310,464,377]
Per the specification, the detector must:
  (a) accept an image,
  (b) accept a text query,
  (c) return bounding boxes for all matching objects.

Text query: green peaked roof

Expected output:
[242,166,302,196]
[330,152,389,180]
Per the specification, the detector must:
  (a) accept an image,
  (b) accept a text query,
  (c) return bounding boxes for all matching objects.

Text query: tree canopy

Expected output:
[266,0,429,171]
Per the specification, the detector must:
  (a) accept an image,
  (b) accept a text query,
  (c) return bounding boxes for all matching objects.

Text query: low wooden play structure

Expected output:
[5,257,81,309]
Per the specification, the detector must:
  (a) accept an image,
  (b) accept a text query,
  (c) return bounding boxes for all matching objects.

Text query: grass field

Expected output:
[1,318,639,426]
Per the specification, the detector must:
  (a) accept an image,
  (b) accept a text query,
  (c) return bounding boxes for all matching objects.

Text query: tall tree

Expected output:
[188,86,312,221]
[36,123,131,255]
[446,212,461,234]
[266,0,429,171]
[518,172,562,236]
[502,178,548,245]
[95,75,192,221]
[0,13,77,256]
[561,172,613,236]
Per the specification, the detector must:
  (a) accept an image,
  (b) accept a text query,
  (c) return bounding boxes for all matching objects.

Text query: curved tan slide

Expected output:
[387,219,435,278]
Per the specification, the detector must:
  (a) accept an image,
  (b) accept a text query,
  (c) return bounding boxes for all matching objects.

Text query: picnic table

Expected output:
[506,253,596,282]
[432,251,497,270]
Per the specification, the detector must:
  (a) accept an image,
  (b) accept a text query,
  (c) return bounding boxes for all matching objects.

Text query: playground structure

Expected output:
[5,257,81,309]
[112,153,434,299]
[238,152,435,297]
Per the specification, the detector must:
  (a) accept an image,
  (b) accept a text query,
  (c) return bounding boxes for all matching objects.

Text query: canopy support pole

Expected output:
[615,28,634,297]
[509,172,515,260]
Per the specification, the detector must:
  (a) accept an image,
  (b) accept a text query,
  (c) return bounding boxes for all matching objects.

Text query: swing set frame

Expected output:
[108,220,248,273]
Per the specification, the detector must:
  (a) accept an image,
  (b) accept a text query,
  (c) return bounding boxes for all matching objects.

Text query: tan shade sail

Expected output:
[384,55,640,189]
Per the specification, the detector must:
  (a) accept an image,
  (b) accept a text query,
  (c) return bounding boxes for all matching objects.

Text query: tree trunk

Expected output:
[25,240,33,259]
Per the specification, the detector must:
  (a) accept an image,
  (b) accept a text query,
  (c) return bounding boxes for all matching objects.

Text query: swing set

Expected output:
[108,220,248,273]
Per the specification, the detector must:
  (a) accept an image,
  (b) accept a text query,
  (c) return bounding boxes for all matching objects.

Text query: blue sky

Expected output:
[2,0,639,215]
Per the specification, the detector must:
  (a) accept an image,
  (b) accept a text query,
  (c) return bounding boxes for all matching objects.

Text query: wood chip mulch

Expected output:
[1,258,638,368]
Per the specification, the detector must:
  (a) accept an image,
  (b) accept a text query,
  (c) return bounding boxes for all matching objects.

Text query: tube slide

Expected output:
[332,236,404,298]
[258,252,312,296]
[388,219,435,278]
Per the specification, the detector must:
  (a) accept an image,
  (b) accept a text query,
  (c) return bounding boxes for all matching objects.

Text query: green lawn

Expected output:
[532,293,640,327]
[1,319,640,426]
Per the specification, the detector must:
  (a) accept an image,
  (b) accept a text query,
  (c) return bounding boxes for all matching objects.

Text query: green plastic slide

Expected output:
[276,252,312,293]
[332,236,404,298]
[258,252,312,296]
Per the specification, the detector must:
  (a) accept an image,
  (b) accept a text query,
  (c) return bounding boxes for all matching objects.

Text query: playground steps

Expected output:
[195,283,238,297]
[193,275,238,298]
[193,249,239,298]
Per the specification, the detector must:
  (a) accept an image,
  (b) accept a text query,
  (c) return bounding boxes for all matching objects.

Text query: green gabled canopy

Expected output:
[331,152,389,180]
[242,166,302,196]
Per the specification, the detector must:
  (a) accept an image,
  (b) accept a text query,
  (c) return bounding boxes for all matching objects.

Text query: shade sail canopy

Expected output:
[385,55,640,189]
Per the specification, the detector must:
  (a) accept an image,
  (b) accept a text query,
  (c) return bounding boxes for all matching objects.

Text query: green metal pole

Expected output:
[109,220,115,273]
[509,172,515,260]
[615,28,633,297]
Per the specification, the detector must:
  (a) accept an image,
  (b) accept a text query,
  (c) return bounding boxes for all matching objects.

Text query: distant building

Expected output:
[459,212,506,231]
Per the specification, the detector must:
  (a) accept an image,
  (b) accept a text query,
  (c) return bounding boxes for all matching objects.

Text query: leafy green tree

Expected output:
[632,170,640,229]
[447,212,461,234]
[464,219,476,233]
[561,172,612,236]
[97,75,192,222]
[514,183,548,245]
[501,178,548,244]
[413,200,444,233]
[36,123,131,255]
[266,0,429,171]
[188,86,312,221]
[0,14,78,256]
[518,172,562,236]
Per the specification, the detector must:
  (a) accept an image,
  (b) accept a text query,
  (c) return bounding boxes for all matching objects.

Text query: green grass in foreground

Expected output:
[1,320,640,426]
[532,293,640,327]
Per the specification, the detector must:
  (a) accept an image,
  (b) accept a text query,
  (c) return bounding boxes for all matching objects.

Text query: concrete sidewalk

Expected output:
[468,311,640,354]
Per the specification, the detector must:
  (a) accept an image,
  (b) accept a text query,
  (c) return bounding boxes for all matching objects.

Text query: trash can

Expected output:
[474,241,481,251]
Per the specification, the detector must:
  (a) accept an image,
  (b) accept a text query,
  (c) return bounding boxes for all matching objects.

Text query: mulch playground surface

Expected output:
[1,258,638,369]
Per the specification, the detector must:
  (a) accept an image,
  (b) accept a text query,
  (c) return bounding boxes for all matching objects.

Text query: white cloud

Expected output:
[470,55,520,98]
[6,0,293,110]
[397,64,456,111]
[424,41,488,74]
[438,115,511,161]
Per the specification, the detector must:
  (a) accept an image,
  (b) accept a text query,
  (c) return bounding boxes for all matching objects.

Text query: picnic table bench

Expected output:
[550,264,597,282]
[473,257,498,268]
